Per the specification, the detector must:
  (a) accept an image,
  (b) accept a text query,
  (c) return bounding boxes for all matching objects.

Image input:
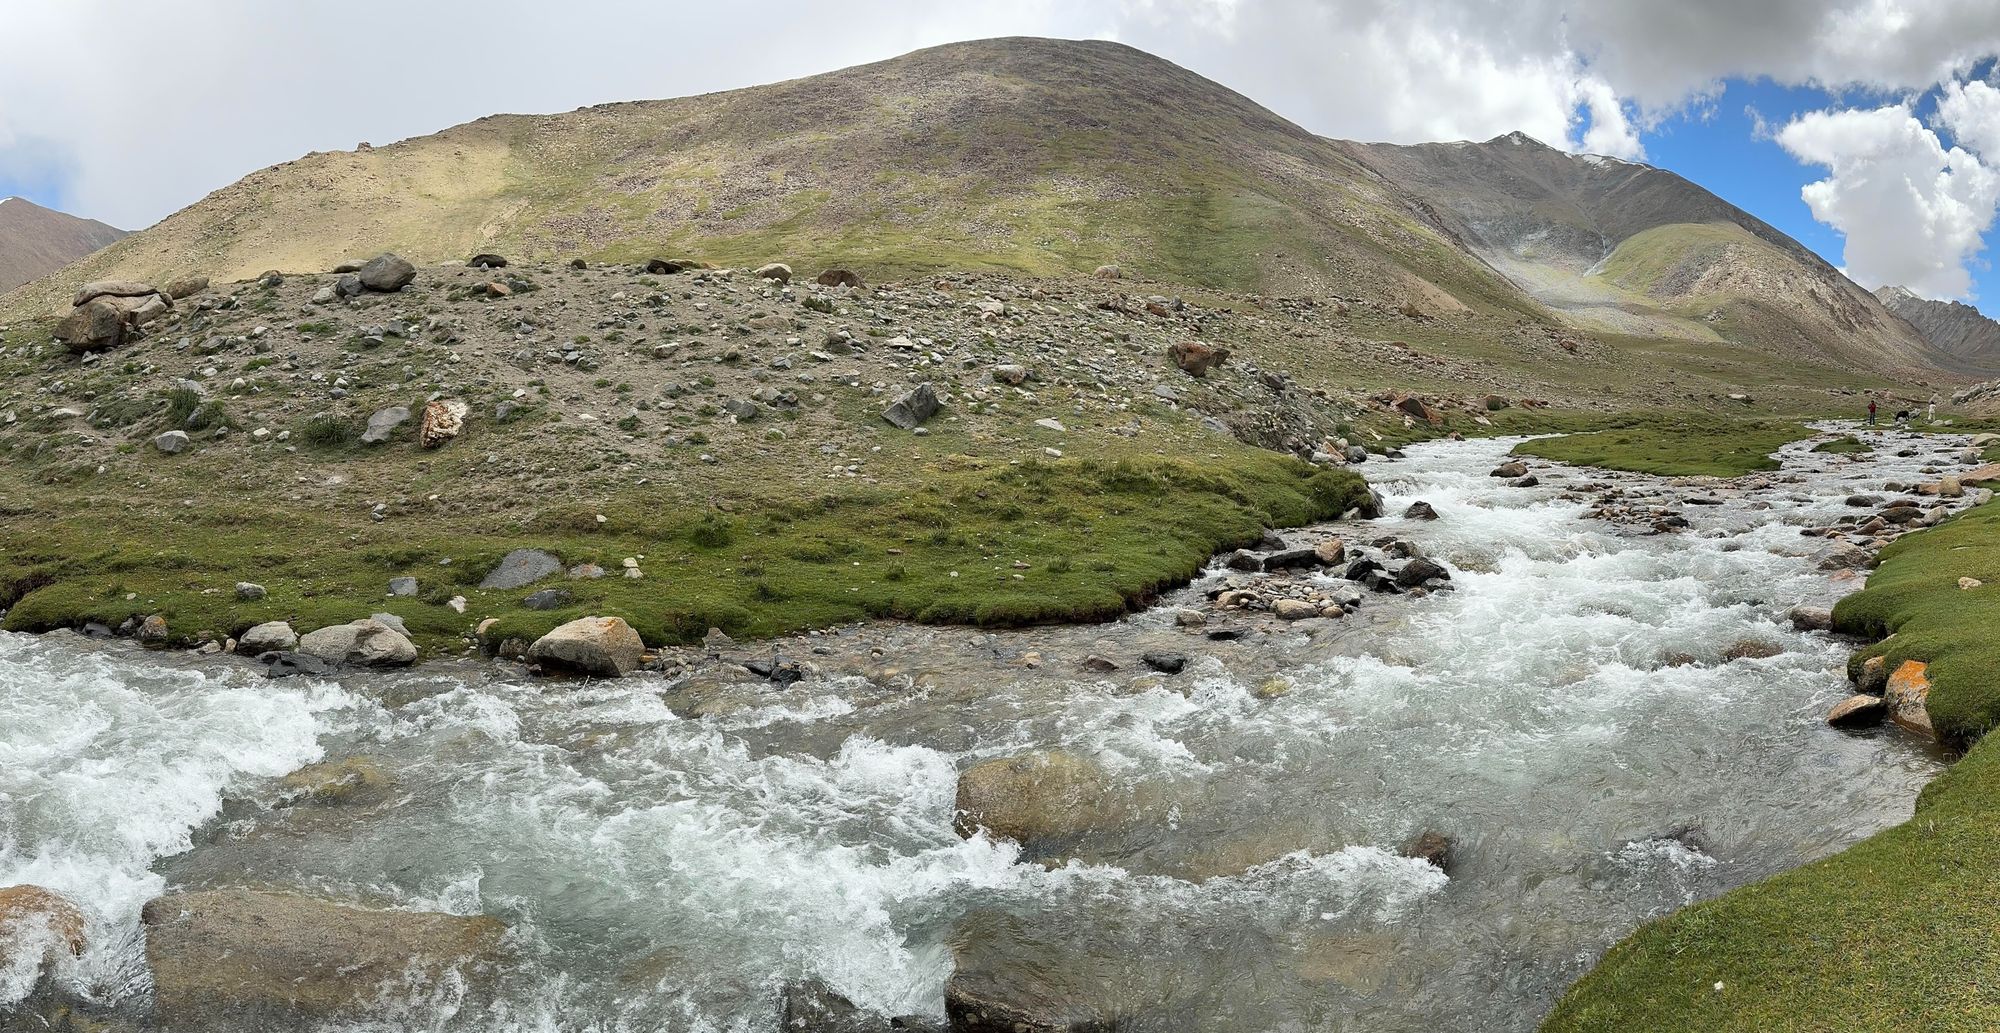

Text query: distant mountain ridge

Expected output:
[0,37,1961,375]
[1873,285,2000,369]
[0,196,127,292]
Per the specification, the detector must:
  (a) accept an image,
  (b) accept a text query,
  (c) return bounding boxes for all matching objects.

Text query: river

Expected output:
[0,430,1974,1031]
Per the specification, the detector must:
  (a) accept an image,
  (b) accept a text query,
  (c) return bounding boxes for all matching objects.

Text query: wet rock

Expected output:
[881,382,940,430]
[137,614,170,645]
[528,616,645,677]
[1856,654,1890,695]
[1826,694,1887,729]
[1490,461,1528,478]
[1078,655,1120,674]
[356,253,416,292]
[1262,547,1320,570]
[954,751,1111,845]
[1272,599,1319,620]
[1512,475,1540,487]
[1224,549,1262,572]
[1789,606,1835,632]
[0,884,87,973]
[259,652,339,679]
[1140,651,1187,675]
[1885,660,1934,738]
[297,619,417,667]
[1173,609,1206,628]
[1394,557,1449,588]
[237,621,298,654]
[280,757,393,806]
[1313,537,1347,565]
[1813,541,1872,571]
[1401,830,1453,872]
[141,889,505,1028]
[779,979,935,1032]
[481,548,562,589]
[1403,500,1439,520]
[1722,639,1782,661]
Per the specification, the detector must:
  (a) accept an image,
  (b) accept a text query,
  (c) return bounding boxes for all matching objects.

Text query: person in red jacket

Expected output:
[1867,398,1878,427]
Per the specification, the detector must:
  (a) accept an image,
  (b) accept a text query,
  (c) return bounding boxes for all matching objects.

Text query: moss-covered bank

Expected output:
[1543,497,2000,1032]
[1510,416,1814,478]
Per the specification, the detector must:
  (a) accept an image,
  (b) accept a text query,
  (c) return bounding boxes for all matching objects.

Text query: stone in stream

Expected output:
[1261,547,1320,570]
[1140,651,1188,675]
[141,889,506,1028]
[481,548,562,589]
[1884,660,1935,738]
[1403,500,1439,520]
[0,884,87,974]
[1272,599,1319,620]
[1490,461,1528,478]
[297,619,417,667]
[1313,537,1347,565]
[279,757,394,807]
[527,616,645,677]
[1813,541,1872,571]
[1401,830,1454,872]
[780,979,941,1032]
[1394,557,1449,588]
[954,751,1112,846]
[1826,694,1887,729]
[1789,606,1835,632]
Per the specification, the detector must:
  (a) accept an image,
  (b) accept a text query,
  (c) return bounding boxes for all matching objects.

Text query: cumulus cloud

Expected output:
[1777,105,2000,298]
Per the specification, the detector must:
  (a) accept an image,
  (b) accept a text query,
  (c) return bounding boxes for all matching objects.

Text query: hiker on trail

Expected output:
[1867,398,1878,426]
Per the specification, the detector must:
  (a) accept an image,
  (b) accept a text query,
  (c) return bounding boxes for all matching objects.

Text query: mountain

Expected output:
[1873,285,2000,370]
[0,196,126,292]
[1338,134,1937,371]
[0,37,1952,374]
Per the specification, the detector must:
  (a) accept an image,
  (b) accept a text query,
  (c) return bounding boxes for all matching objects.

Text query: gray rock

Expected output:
[72,279,160,307]
[56,298,128,353]
[753,262,793,283]
[523,588,572,611]
[369,612,409,635]
[1395,557,1450,588]
[334,273,365,298]
[882,382,940,430]
[357,253,416,292]
[1789,606,1835,632]
[723,398,762,422]
[360,406,410,445]
[481,549,562,589]
[235,582,267,601]
[154,430,190,454]
[387,577,418,597]
[237,621,298,654]
[297,619,417,667]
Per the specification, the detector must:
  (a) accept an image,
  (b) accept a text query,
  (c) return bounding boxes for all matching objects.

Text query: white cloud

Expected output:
[1937,79,2000,158]
[1777,105,2000,298]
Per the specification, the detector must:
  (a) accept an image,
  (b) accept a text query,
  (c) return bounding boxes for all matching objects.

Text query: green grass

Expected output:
[1545,499,2000,1032]
[0,452,1367,652]
[1511,417,1813,477]
[1811,436,1870,455]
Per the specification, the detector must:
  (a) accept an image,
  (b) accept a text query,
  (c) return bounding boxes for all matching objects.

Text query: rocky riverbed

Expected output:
[0,428,1988,1032]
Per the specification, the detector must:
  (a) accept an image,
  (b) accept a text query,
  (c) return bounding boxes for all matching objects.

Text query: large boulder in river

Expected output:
[527,616,645,677]
[0,884,87,972]
[297,619,417,667]
[1813,541,1873,572]
[356,253,416,292]
[141,889,506,1028]
[954,751,1111,845]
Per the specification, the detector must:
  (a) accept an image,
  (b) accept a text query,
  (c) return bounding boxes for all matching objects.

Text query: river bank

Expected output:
[1,429,1988,1031]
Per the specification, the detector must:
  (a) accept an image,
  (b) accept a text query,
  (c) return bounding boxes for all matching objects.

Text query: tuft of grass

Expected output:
[1811,435,1871,455]
[297,414,357,449]
[1512,418,1811,477]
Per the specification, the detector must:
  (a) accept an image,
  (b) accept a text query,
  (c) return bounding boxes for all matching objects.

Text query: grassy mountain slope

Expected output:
[0,197,126,292]
[1341,137,1947,372]
[0,38,1535,320]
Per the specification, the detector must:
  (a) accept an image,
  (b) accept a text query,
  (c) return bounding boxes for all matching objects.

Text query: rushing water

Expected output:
[0,430,1976,1031]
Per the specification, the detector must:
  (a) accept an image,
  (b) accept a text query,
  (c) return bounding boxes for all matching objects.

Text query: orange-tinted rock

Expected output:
[1885,660,1934,738]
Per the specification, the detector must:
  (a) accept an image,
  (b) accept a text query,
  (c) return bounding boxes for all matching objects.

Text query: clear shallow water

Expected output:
[0,430,1974,1031]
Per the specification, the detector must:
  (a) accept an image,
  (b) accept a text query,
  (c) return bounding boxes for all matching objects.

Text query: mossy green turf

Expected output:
[1811,435,1870,455]
[0,450,1366,653]
[1544,498,2000,1033]
[1508,416,1814,477]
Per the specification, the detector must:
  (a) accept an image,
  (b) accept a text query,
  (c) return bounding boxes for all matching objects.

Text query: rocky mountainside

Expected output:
[1341,135,1941,371]
[0,37,1955,376]
[1874,285,2000,370]
[0,197,126,292]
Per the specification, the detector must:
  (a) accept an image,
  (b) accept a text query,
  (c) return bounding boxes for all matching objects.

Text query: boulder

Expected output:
[238,621,299,654]
[815,269,864,288]
[0,884,87,974]
[1789,606,1835,632]
[141,889,505,1028]
[1885,660,1934,738]
[163,275,210,300]
[1490,461,1528,479]
[481,549,562,589]
[523,588,572,611]
[279,757,393,806]
[359,405,410,445]
[1826,694,1887,729]
[1394,558,1449,588]
[1937,475,1964,498]
[296,619,417,668]
[882,382,940,430]
[753,262,793,283]
[1093,264,1122,280]
[1262,547,1320,570]
[1403,501,1439,520]
[1272,599,1319,620]
[55,297,127,353]
[334,273,365,298]
[466,253,509,269]
[1168,341,1228,377]
[1401,831,1453,872]
[1482,395,1511,411]
[1813,541,1873,571]
[71,279,159,307]
[154,430,190,454]
[1313,537,1347,565]
[356,253,416,292]
[527,616,645,677]
[137,614,170,644]
[235,582,267,601]
[954,751,1111,845]
[644,258,686,274]
[1396,395,1440,425]
[419,399,468,448]
[1140,651,1188,675]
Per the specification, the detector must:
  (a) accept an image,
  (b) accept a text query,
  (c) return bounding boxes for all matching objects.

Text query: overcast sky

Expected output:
[6,1,2000,304]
